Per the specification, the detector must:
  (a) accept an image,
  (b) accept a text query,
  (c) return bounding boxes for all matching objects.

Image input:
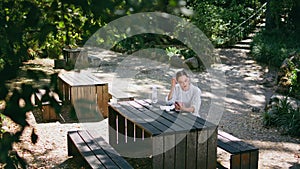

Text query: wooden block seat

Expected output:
[109,90,134,102]
[58,72,110,119]
[217,130,259,169]
[34,89,62,122]
[67,130,133,169]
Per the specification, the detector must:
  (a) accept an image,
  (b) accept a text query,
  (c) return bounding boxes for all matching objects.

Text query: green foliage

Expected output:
[290,64,300,97]
[0,0,39,69]
[191,1,256,46]
[0,58,5,72]
[0,0,264,72]
[251,29,300,67]
[289,58,300,99]
[251,29,300,97]
[263,97,300,137]
[112,33,183,53]
[0,0,188,70]
[266,0,296,30]
[0,114,5,134]
[166,46,180,57]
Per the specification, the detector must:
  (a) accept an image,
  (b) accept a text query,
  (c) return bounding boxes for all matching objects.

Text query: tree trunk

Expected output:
[265,0,277,31]
[290,0,300,32]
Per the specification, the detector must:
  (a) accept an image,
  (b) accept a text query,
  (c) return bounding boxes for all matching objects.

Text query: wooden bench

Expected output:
[108,90,134,102]
[58,72,110,119]
[67,130,133,169]
[34,89,63,122]
[217,130,259,169]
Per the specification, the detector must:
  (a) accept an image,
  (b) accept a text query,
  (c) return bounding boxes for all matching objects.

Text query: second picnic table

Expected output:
[108,99,218,169]
[58,71,110,120]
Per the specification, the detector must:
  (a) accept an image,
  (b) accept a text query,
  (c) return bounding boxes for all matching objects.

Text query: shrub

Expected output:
[263,97,300,137]
[251,29,300,67]
[191,2,254,46]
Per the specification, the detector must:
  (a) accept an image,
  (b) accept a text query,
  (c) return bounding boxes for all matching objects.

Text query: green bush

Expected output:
[289,61,300,98]
[191,2,254,46]
[263,97,300,137]
[251,29,300,67]
[0,59,5,72]
[252,29,300,97]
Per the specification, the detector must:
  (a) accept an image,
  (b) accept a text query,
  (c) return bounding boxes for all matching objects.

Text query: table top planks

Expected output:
[58,71,107,87]
[109,99,216,136]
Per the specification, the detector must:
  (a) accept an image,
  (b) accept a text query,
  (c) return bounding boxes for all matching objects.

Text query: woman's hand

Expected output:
[175,101,195,113]
[167,78,177,101]
[175,101,183,111]
[171,78,176,89]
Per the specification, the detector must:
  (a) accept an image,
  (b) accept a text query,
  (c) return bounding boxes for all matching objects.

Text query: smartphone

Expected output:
[174,101,181,111]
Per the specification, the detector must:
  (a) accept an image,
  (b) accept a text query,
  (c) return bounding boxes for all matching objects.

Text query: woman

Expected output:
[166,70,201,116]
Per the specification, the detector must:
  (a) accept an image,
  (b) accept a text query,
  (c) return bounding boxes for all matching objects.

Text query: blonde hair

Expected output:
[176,70,189,81]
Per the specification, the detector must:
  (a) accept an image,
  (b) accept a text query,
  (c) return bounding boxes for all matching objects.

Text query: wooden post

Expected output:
[241,153,251,169]
[186,132,197,169]
[152,136,164,169]
[207,128,217,169]
[127,119,134,144]
[96,84,109,118]
[118,112,126,145]
[250,150,259,169]
[197,130,208,169]
[231,154,241,169]
[108,106,117,147]
[164,134,176,169]
[175,132,187,169]
[42,105,59,122]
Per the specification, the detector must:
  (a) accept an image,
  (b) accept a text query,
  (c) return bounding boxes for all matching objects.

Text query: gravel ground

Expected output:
[3,48,300,168]
[215,49,300,169]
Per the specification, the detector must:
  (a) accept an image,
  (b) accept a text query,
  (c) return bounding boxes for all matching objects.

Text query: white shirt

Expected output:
[166,83,202,116]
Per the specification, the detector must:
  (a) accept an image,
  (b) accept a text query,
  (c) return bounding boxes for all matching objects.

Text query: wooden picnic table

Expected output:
[58,71,111,119]
[108,99,218,169]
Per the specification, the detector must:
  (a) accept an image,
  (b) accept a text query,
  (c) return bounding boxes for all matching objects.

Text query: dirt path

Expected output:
[215,49,300,168]
[4,48,300,168]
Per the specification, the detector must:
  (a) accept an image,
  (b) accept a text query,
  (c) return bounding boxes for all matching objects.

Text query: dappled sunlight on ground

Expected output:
[4,48,300,168]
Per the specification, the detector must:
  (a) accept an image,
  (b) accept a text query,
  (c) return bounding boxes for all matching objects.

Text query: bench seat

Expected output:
[217,130,259,169]
[109,90,134,102]
[67,130,133,169]
[34,89,62,122]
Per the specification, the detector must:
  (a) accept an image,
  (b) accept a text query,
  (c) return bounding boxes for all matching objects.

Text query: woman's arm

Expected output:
[181,105,195,112]
[175,86,201,113]
[190,87,202,114]
[175,101,195,112]
[167,78,176,101]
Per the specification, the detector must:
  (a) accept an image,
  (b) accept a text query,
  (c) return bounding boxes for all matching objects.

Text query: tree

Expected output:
[0,0,41,74]
[290,0,300,33]
[265,0,298,31]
